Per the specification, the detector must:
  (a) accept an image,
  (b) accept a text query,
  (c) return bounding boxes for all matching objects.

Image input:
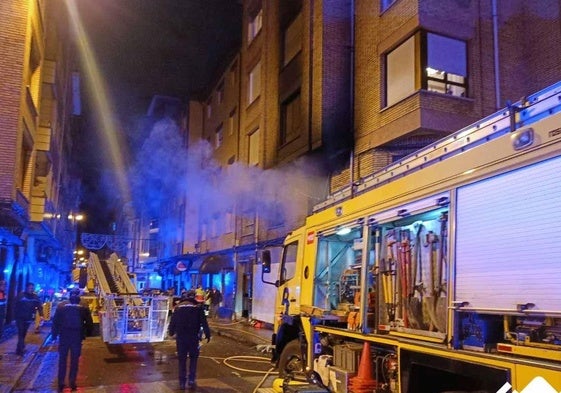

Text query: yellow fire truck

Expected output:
[262,80,561,392]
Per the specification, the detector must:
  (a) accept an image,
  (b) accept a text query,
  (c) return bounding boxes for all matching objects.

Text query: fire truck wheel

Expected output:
[278,339,304,378]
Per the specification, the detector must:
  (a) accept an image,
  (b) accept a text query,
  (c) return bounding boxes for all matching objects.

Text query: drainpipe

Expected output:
[492,0,501,109]
[308,0,314,153]
[349,0,355,197]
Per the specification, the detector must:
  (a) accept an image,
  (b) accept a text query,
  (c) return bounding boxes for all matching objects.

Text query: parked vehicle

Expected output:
[262,81,561,392]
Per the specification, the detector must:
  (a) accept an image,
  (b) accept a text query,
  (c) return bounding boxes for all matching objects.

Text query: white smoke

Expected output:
[130,118,329,232]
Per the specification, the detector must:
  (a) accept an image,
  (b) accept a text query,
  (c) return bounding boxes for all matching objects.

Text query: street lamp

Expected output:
[68,212,86,256]
[68,213,86,286]
[68,213,84,222]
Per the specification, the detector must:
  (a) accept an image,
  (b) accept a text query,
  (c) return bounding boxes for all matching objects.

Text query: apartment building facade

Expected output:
[0,0,81,315]
[152,0,353,321]
[337,0,561,191]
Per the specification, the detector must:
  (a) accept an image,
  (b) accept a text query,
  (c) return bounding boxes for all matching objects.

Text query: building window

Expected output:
[425,33,467,97]
[283,12,303,66]
[229,108,237,136]
[201,222,208,242]
[149,218,159,230]
[215,124,224,148]
[230,60,238,87]
[225,210,234,233]
[381,0,397,12]
[28,36,41,106]
[178,204,185,228]
[268,201,285,228]
[385,31,467,107]
[248,127,260,166]
[280,90,302,145]
[72,72,82,115]
[206,99,212,118]
[217,80,225,104]
[211,215,219,238]
[248,61,261,105]
[386,36,415,106]
[248,9,263,44]
[241,211,255,237]
[19,128,33,195]
[149,232,159,257]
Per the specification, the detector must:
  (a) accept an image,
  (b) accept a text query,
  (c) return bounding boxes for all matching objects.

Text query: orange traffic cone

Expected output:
[348,341,377,393]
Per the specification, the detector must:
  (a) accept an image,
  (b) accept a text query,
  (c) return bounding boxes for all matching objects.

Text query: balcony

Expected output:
[0,191,29,231]
[36,126,51,151]
[43,60,56,85]
[22,86,39,136]
[30,175,50,223]
[29,195,46,222]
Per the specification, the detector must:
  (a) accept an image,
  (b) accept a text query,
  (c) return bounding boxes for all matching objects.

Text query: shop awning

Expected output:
[199,254,234,274]
[189,258,203,272]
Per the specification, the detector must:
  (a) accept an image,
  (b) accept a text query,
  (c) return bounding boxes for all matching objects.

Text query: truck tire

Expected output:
[278,339,304,378]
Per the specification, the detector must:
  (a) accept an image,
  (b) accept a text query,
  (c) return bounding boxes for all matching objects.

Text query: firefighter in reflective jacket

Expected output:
[168,289,211,390]
[52,290,93,392]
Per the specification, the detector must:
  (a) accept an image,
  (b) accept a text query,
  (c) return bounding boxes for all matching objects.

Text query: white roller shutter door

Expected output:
[251,248,282,324]
[455,155,561,312]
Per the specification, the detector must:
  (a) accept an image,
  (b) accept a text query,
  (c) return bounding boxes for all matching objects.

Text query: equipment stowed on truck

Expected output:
[262,80,561,393]
[86,252,170,344]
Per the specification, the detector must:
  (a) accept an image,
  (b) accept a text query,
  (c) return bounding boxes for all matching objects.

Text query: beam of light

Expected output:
[64,1,131,206]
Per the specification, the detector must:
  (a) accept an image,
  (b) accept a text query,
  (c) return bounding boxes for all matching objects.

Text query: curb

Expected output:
[209,320,272,347]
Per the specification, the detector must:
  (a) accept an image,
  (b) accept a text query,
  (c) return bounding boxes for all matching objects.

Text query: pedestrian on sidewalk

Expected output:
[168,289,211,390]
[195,284,205,304]
[15,282,43,356]
[203,288,211,313]
[52,289,93,392]
[208,287,222,319]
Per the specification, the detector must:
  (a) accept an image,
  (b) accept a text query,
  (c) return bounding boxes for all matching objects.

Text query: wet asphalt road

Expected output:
[13,333,277,392]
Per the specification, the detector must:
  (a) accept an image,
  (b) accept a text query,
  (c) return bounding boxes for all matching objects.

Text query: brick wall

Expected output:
[0,0,28,199]
[350,0,561,193]
[318,0,352,167]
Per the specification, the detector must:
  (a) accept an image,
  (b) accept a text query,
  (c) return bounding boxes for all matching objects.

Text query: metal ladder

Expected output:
[314,81,561,212]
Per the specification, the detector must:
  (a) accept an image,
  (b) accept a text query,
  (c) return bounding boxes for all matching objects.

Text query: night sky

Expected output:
[74,0,242,119]
[71,1,242,233]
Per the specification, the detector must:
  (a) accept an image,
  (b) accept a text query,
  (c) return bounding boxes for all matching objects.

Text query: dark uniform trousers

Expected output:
[15,294,43,356]
[16,319,32,355]
[58,328,83,387]
[52,302,92,390]
[169,299,210,387]
[176,335,200,384]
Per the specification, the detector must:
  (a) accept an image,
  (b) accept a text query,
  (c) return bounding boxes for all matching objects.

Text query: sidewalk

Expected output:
[0,321,51,393]
[208,317,273,351]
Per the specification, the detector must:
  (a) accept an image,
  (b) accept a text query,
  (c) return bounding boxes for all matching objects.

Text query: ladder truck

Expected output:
[262,80,561,393]
[86,252,170,344]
